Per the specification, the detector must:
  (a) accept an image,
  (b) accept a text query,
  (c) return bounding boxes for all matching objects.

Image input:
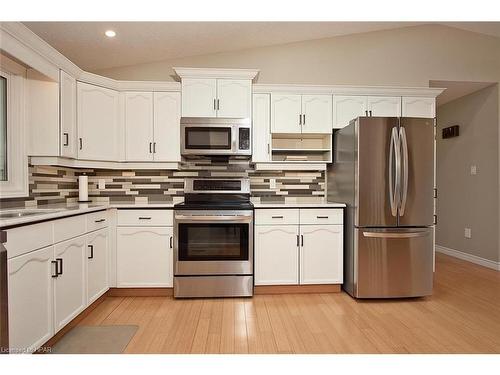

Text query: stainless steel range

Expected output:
[173,178,254,298]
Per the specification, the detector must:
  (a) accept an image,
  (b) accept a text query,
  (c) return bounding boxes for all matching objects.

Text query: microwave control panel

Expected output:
[239,128,250,150]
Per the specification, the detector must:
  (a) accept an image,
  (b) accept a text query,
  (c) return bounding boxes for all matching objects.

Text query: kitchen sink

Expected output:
[0,209,65,219]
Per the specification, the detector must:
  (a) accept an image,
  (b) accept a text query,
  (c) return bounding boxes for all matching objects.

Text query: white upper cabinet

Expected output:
[86,229,109,305]
[367,96,402,117]
[252,93,271,163]
[301,94,333,133]
[402,97,436,118]
[8,246,54,353]
[125,92,154,161]
[60,70,77,158]
[271,94,302,134]
[77,82,120,161]
[53,236,87,333]
[333,95,367,129]
[153,91,181,162]
[216,79,252,118]
[299,225,343,285]
[181,78,217,117]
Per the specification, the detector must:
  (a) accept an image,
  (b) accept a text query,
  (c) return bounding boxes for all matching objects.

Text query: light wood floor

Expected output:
[76,253,500,354]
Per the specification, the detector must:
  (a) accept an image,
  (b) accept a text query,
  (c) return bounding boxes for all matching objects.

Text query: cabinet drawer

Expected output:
[86,210,109,232]
[300,209,343,225]
[5,221,54,259]
[255,209,299,225]
[117,209,173,226]
[54,214,87,243]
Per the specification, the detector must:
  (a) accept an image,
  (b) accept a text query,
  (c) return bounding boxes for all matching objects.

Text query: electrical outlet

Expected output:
[470,165,477,175]
[464,228,472,239]
[269,178,276,189]
[98,179,106,190]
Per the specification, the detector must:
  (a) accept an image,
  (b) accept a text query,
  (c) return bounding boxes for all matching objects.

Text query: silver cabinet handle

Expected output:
[56,258,63,275]
[88,245,94,259]
[369,110,373,116]
[138,217,152,220]
[301,234,304,247]
[170,236,173,249]
[363,230,429,239]
[271,216,284,219]
[217,99,220,110]
[95,218,106,223]
[149,142,153,154]
[316,216,329,219]
[63,132,69,146]
[299,113,302,125]
[79,138,83,150]
[296,234,299,247]
[302,114,305,125]
[214,98,217,110]
[153,142,156,154]
[51,260,58,278]
[365,110,368,116]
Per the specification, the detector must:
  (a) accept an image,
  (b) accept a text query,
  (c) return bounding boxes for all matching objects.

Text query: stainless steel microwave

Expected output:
[180,117,251,157]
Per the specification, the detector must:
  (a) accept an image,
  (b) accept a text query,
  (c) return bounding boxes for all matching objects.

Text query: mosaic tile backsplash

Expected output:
[0,160,325,208]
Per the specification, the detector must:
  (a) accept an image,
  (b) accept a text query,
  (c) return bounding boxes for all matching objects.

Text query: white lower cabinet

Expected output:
[53,236,86,333]
[254,208,344,286]
[7,246,54,353]
[299,225,343,284]
[86,229,109,304]
[117,226,173,287]
[255,225,299,285]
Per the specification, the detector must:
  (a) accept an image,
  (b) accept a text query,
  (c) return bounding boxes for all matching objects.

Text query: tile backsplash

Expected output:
[0,160,325,208]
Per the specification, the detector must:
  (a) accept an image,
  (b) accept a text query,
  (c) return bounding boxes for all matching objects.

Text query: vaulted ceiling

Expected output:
[22,22,500,71]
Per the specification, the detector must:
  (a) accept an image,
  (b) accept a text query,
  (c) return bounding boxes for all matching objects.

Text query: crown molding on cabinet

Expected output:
[30,157,180,170]
[173,67,260,81]
[253,84,445,97]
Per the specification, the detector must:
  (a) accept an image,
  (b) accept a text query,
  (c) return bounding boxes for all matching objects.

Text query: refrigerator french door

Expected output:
[330,116,435,298]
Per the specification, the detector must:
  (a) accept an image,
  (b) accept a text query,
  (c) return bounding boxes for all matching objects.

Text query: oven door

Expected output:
[181,124,235,155]
[174,210,253,275]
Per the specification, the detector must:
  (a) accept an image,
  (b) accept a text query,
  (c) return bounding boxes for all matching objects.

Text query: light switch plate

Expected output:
[470,165,477,175]
[269,178,276,189]
[464,228,472,239]
[98,179,106,190]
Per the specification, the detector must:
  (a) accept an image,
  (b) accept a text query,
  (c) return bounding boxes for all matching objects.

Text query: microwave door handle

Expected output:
[232,125,238,151]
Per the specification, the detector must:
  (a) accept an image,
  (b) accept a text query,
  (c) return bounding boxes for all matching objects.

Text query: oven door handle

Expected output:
[175,215,252,222]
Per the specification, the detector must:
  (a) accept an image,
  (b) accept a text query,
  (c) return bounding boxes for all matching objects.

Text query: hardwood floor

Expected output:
[75,253,500,353]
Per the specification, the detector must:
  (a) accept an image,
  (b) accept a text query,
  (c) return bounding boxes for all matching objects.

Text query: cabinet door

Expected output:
[8,246,54,353]
[116,227,173,287]
[60,70,77,158]
[86,229,109,304]
[181,78,217,117]
[255,225,299,285]
[77,82,120,161]
[252,93,271,163]
[216,79,251,118]
[402,97,436,118]
[301,95,333,133]
[271,94,302,134]
[125,92,154,161]
[153,91,181,162]
[333,95,367,129]
[367,96,402,117]
[300,225,343,285]
[53,236,86,333]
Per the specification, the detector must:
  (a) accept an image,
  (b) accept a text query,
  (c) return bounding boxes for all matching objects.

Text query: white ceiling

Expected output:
[430,80,496,106]
[22,22,500,72]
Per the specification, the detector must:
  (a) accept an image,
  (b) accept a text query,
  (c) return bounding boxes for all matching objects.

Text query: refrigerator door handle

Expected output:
[399,126,409,216]
[389,127,400,217]
[362,229,430,239]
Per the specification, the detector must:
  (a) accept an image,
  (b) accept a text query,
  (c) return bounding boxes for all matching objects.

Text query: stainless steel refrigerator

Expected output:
[328,117,435,298]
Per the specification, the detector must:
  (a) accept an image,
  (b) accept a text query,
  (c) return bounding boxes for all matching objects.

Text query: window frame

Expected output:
[0,63,28,198]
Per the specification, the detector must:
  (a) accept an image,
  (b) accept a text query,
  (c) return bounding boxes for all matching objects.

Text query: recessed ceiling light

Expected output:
[105,30,116,38]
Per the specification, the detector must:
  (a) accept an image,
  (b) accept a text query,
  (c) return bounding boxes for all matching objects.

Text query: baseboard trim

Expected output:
[254,284,341,295]
[436,245,500,271]
[37,291,109,353]
[107,287,173,297]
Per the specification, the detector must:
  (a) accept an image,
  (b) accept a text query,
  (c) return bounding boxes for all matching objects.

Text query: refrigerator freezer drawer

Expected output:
[354,227,433,298]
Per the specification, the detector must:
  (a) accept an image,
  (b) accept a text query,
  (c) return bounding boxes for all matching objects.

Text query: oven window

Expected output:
[185,127,231,150]
[178,223,249,261]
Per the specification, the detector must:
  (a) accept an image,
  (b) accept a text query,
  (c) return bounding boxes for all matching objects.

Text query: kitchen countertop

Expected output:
[252,202,346,208]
